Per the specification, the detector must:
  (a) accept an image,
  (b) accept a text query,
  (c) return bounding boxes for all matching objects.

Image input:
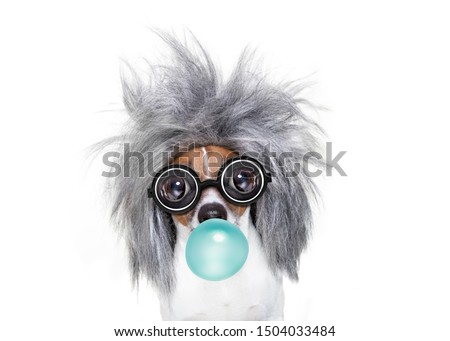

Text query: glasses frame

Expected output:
[147,156,272,215]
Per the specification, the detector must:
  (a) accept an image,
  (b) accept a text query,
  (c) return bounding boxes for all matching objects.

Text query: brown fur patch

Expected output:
[172,145,246,227]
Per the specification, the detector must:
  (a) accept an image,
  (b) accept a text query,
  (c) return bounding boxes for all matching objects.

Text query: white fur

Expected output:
[159,189,284,320]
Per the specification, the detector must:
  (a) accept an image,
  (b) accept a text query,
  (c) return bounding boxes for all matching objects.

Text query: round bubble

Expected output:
[185,218,249,281]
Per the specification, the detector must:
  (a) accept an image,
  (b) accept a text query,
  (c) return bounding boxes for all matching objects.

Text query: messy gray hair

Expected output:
[103,32,323,294]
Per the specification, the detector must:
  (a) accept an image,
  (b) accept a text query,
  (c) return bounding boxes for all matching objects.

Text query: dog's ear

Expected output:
[121,196,177,294]
[253,156,319,281]
[250,203,258,227]
[106,149,178,294]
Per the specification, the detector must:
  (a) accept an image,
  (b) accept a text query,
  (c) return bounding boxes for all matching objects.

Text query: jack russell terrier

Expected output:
[101,31,323,320]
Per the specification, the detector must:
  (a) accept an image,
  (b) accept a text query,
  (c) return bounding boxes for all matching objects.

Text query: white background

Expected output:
[1,1,449,340]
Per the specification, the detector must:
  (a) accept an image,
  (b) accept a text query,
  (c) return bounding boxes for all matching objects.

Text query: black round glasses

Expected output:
[147,156,272,215]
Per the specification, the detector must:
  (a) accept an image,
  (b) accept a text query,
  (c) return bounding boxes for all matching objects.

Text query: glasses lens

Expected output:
[222,160,264,203]
[232,167,257,193]
[155,168,197,211]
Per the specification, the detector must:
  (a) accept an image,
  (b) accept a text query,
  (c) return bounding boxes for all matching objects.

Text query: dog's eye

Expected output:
[231,168,257,193]
[161,175,190,202]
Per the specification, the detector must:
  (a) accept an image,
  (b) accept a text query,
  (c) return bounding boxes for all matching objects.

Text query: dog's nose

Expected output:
[197,203,228,223]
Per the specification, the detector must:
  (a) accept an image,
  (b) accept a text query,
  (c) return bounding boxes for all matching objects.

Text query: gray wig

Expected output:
[104,32,323,294]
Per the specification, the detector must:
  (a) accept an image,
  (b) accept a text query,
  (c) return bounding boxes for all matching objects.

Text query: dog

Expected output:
[102,32,323,320]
